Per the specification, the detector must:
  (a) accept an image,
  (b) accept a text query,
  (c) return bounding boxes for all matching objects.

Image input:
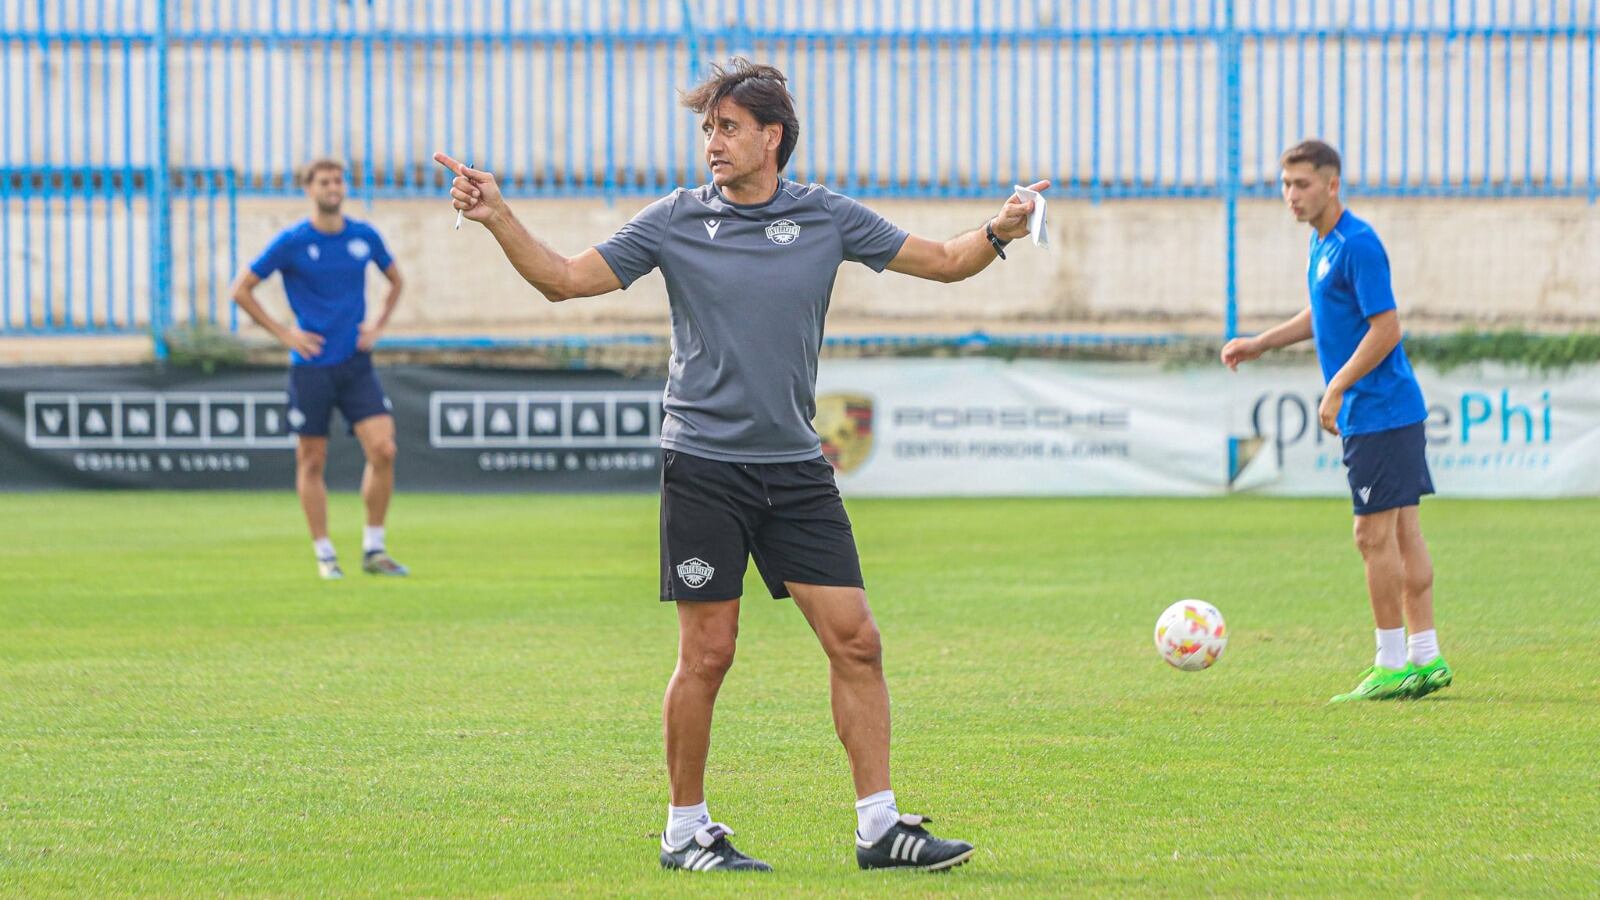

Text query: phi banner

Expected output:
[1229,362,1600,498]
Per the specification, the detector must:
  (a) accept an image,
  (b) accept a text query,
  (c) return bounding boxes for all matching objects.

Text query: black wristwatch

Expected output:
[985,220,1010,260]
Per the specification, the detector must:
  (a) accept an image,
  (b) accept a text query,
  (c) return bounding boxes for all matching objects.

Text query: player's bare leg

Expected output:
[658,598,770,872]
[664,598,740,806]
[353,414,406,575]
[354,414,397,528]
[295,436,340,579]
[1354,509,1405,632]
[1396,505,1451,695]
[788,583,890,797]
[1332,509,1412,702]
[789,582,973,870]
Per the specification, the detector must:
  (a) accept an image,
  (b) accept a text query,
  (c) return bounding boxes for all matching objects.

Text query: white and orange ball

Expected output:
[1154,600,1228,671]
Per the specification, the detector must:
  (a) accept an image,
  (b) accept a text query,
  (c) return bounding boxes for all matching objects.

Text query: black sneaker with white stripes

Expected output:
[856,814,975,871]
[659,823,772,873]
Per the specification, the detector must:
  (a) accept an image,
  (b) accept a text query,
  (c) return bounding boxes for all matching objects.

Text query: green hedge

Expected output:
[163,322,252,373]
[1402,329,1600,372]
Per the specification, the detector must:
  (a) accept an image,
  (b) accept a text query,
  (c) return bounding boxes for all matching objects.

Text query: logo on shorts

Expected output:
[676,557,715,588]
[765,219,800,245]
[347,238,372,260]
[1358,485,1373,504]
[813,392,875,475]
[288,408,306,428]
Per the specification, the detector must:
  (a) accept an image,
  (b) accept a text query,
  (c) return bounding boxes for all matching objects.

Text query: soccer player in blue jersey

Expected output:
[230,158,410,580]
[1222,140,1452,702]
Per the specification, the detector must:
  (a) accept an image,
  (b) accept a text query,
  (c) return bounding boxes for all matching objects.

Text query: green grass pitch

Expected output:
[3,492,1598,896]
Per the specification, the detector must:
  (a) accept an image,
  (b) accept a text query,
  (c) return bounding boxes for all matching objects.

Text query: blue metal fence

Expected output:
[3,1,1597,351]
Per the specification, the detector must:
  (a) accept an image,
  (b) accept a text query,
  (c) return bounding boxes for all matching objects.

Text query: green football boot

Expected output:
[1328,665,1413,703]
[1405,656,1454,698]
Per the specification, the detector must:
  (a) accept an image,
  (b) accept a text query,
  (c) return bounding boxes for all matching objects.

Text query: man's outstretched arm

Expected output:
[435,151,622,302]
[886,179,1050,283]
[1220,308,1314,370]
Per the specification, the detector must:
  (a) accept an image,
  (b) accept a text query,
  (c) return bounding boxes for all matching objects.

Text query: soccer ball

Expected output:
[1154,600,1228,671]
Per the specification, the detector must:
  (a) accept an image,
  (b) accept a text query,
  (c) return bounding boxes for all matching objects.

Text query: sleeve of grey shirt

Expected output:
[824,189,909,272]
[593,191,679,289]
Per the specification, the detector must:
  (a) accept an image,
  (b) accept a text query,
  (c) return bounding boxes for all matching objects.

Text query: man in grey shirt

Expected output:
[436,57,1045,874]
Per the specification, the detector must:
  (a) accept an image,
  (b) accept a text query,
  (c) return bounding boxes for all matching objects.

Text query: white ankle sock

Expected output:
[312,537,336,561]
[362,526,385,553]
[1408,629,1440,666]
[1375,627,1407,670]
[855,789,900,843]
[665,801,710,850]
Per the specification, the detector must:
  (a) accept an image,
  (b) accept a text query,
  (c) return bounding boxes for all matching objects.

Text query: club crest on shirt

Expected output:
[347,237,372,260]
[307,244,321,261]
[1315,252,1334,281]
[765,219,800,245]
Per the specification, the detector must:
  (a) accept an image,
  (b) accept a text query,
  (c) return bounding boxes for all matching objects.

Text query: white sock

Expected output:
[1408,629,1441,666]
[362,526,385,554]
[1375,627,1407,670]
[664,801,710,850]
[855,789,900,843]
[312,537,336,561]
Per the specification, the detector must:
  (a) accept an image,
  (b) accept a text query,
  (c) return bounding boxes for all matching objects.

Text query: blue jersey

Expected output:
[1306,211,1427,436]
[249,218,393,367]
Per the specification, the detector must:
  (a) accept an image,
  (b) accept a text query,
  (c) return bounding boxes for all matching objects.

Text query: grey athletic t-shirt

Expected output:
[595,180,909,463]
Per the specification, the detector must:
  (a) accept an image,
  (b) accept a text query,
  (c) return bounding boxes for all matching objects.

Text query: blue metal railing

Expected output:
[2,1,1597,351]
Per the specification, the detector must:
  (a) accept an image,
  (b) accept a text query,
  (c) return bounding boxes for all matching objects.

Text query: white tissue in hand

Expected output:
[1011,184,1049,248]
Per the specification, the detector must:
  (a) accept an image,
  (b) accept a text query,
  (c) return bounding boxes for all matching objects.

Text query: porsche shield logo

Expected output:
[813,392,874,474]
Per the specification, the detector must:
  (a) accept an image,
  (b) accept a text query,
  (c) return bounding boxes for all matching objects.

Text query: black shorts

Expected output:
[659,449,864,601]
[1342,420,1435,515]
[286,352,392,437]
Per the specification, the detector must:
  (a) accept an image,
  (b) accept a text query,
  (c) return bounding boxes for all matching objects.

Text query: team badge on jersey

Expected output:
[347,237,372,260]
[307,244,321,261]
[765,219,800,245]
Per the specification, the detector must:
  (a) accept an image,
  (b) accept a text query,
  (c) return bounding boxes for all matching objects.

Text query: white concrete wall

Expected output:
[212,194,1599,334]
[7,192,1593,332]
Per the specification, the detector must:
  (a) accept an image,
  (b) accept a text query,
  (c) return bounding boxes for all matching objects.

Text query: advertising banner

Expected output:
[814,359,1230,496]
[1229,362,1600,498]
[0,366,666,492]
[4,360,1597,497]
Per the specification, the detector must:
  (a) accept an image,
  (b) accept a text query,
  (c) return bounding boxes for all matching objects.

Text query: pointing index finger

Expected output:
[433,151,481,181]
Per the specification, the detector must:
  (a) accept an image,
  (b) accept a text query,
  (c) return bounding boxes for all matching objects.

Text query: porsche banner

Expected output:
[814,359,1231,495]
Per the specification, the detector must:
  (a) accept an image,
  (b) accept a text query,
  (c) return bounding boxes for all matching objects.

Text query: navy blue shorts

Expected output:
[286,352,392,437]
[1341,420,1434,516]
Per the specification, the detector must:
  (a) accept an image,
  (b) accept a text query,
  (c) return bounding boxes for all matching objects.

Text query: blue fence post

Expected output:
[150,0,172,359]
[1222,0,1242,486]
[1222,6,1240,343]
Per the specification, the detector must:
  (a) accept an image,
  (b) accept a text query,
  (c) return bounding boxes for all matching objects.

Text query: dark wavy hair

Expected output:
[681,58,800,172]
